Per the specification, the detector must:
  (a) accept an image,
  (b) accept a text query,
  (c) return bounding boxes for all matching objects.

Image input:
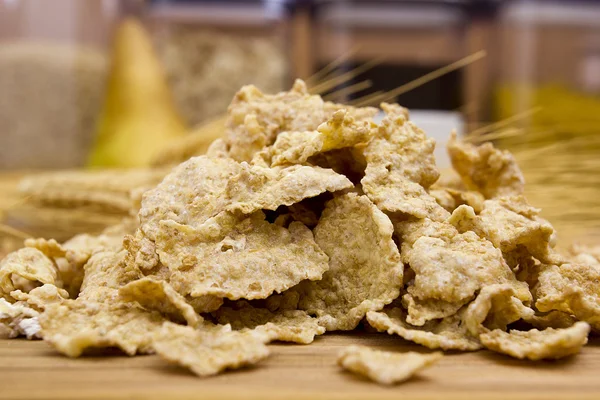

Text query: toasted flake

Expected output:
[298,194,403,331]
[361,111,444,220]
[257,110,375,167]
[337,345,443,385]
[225,164,352,215]
[535,263,600,330]
[23,224,128,298]
[140,155,351,245]
[366,307,481,351]
[78,250,142,302]
[215,302,324,344]
[10,284,69,309]
[119,277,201,327]
[0,248,57,299]
[156,211,328,301]
[525,311,577,330]
[395,218,531,326]
[449,197,558,264]
[480,322,590,360]
[225,80,326,162]
[152,322,270,377]
[447,131,524,198]
[463,284,534,336]
[40,300,165,357]
[139,156,241,241]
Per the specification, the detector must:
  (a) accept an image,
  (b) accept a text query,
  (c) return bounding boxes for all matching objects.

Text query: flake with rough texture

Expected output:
[480,322,590,360]
[366,307,481,351]
[463,284,534,336]
[119,277,202,327]
[361,112,443,220]
[338,345,443,385]
[225,163,352,215]
[214,301,324,344]
[139,156,241,241]
[298,194,403,331]
[78,250,142,303]
[525,311,577,330]
[447,131,525,198]
[152,322,271,377]
[255,110,375,167]
[534,263,600,330]
[395,218,530,326]
[156,211,328,301]
[0,248,57,299]
[40,300,165,357]
[448,197,558,264]
[225,80,326,162]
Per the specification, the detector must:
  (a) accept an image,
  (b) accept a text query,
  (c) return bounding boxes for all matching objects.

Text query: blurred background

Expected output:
[1,0,599,249]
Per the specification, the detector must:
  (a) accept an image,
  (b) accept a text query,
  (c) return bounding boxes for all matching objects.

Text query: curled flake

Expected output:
[152,322,270,377]
[298,194,403,331]
[156,211,328,301]
[449,196,557,264]
[362,113,443,220]
[215,302,324,344]
[0,248,57,299]
[396,218,530,326]
[257,110,375,167]
[139,156,241,240]
[337,345,442,385]
[140,155,351,241]
[78,250,142,303]
[225,80,326,162]
[225,164,352,215]
[447,131,525,198]
[463,284,534,337]
[366,307,481,351]
[39,301,165,357]
[480,322,590,360]
[535,263,600,330]
[119,277,202,327]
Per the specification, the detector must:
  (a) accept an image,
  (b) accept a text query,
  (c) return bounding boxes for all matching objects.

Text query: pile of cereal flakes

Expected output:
[1,80,599,385]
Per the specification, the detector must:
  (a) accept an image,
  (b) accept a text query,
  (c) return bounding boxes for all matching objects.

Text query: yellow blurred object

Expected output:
[88,18,187,168]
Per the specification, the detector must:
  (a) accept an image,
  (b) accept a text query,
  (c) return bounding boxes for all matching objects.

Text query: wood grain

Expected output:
[1,333,600,400]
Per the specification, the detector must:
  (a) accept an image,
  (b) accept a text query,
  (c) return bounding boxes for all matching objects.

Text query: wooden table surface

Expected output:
[2,332,600,400]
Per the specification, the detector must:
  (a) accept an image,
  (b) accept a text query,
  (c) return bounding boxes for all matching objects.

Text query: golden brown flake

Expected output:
[152,321,271,377]
[447,131,525,198]
[0,248,58,299]
[448,196,558,264]
[225,80,326,162]
[337,345,443,385]
[119,277,202,327]
[479,322,590,360]
[535,263,600,330]
[40,300,164,357]
[395,218,530,326]
[215,302,324,344]
[156,211,328,301]
[298,193,403,331]
[366,307,481,351]
[361,113,443,220]
[463,284,534,336]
